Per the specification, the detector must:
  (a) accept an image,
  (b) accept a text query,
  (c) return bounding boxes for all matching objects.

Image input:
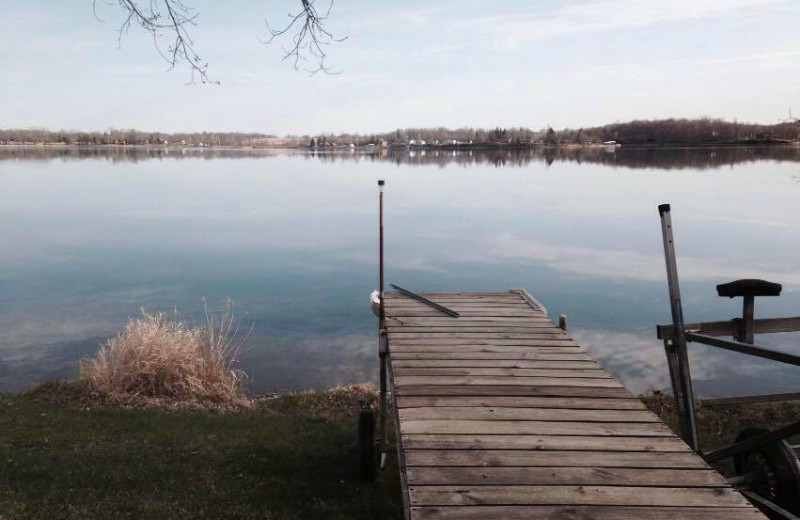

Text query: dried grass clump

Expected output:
[80,303,249,409]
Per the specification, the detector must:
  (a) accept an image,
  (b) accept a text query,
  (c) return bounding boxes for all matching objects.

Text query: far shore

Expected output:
[2,140,799,151]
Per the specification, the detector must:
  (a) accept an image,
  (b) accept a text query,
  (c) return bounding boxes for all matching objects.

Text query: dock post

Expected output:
[377,180,388,467]
[658,204,699,452]
[559,314,568,331]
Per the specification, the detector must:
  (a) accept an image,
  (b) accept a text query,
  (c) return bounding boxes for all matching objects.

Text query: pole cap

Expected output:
[658,203,671,215]
[378,180,385,186]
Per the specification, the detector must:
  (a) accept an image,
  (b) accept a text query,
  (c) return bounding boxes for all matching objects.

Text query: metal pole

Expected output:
[658,203,699,451]
[377,180,388,466]
[378,180,385,322]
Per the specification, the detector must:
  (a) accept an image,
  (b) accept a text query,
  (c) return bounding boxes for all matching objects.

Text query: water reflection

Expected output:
[3,144,800,170]
[1,147,799,397]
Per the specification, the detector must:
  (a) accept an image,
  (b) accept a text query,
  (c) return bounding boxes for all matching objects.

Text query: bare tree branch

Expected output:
[97,0,217,84]
[262,0,347,76]
[95,0,345,82]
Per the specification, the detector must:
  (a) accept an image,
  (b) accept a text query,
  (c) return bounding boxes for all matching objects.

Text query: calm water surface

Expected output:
[2,146,799,396]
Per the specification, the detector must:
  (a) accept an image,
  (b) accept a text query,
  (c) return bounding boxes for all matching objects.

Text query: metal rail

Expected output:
[390,284,460,318]
[685,332,800,367]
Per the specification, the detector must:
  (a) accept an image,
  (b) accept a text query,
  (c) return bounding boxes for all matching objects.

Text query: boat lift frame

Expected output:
[656,204,800,519]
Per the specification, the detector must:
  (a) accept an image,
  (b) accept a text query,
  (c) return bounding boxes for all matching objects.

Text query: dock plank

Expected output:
[391,352,594,360]
[390,345,583,353]
[395,385,633,398]
[398,407,659,422]
[411,506,766,520]
[394,376,624,388]
[399,420,673,436]
[406,467,727,486]
[408,485,752,507]
[395,396,645,409]
[403,450,707,468]
[392,360,602,369]
[403,434,692,451]
[394,367,611,378]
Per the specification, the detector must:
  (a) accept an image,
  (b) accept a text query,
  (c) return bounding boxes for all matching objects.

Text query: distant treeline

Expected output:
[0,128,279,147]
[318,118,800,147]
[2,118,799,148]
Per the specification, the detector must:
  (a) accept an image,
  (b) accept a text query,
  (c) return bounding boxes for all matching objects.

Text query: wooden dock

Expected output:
[383,289,767,520]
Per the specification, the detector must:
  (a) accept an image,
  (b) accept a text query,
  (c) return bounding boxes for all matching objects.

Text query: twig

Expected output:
[262,0,347,75]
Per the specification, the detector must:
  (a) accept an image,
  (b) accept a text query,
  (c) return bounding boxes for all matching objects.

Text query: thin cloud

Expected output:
[492,0,782,47]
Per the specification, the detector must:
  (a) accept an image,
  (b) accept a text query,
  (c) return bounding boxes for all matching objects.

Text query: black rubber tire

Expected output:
[358,410,377,483]
[733,427,800,514]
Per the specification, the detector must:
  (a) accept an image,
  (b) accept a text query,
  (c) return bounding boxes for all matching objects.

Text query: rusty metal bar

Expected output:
[390,284,460,318]
[685,332,800,367]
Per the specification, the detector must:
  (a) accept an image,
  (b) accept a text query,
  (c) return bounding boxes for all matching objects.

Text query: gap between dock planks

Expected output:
[383,289,766,520]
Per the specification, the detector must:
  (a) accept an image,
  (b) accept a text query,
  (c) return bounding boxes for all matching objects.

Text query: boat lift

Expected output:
[656,204,800,519]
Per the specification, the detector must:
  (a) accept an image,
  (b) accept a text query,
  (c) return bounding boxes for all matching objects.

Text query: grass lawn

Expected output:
[0,385,401,520]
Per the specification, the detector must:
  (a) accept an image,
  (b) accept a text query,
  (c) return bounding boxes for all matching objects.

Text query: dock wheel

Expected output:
[357,410,377,483]
[733,427,800,513]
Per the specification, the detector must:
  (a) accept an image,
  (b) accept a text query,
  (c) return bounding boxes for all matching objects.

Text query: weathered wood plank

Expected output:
[406,467,727,486]
[391,352,594,361]
[399,407,659,422]
[388,321,556,329]
[394,367,611,378]
[396,396,645,410]
[411,506,766,520]
[388,297,524,303]
[390,339,578,346]
[391,345,584,354]
[403,434,691,451]
[386,302,533,308]
[403,449,706,468]
[389,326,566,334]
[396,385,632,398]
[400,420,673,436]
[392,360,602,369]
[408,485,752,507]
[385,292,516,298]
[387,314,553,326]
[390,332,568,339]
[395,376,624,388]
[388,310,547,317]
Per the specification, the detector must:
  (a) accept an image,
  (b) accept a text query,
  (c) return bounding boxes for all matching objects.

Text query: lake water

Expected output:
[2,146,800,397]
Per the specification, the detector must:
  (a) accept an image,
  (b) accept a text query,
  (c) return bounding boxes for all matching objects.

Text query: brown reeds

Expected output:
[80,301,249,408]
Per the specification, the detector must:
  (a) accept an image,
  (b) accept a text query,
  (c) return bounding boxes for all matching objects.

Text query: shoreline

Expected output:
[2,140,798,152]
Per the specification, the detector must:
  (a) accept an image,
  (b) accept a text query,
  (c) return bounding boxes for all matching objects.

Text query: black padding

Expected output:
[717,279,782,298]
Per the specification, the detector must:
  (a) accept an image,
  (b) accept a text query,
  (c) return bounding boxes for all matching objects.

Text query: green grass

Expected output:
[0,384,401,520]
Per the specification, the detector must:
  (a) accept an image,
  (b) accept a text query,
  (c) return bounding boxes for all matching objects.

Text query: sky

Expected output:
[2,0,799,134]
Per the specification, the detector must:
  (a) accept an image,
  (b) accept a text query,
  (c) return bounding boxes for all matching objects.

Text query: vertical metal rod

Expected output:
[377,180,388,462]
[658,204,699,451]
[378,180,385,321]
